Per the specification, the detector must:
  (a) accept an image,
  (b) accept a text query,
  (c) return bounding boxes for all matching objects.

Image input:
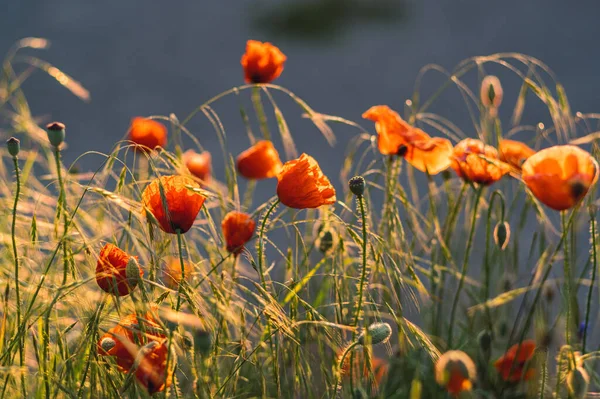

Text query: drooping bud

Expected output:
[493,221,510,250]
[348,176,366,197]
[125,257,142,289]
[7,137,20,157]
[356,322,392,346]
[567,366,589,399]
[46,122,65,147]
[480,76,503,109]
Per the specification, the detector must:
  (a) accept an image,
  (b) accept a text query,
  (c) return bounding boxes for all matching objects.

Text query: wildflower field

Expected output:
[1,38,600,398]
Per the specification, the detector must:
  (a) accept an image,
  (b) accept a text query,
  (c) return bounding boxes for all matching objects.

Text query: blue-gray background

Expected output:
[3,0,600,187]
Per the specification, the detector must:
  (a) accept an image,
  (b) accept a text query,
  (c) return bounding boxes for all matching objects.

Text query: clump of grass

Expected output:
[1,39,600,398]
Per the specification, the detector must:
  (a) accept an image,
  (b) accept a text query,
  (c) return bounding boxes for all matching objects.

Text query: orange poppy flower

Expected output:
[95,243,143,296]
[183,150,211,184]
[97,310,164,372]
[362,105,452,174]
[494,340,536,382]
[499,139,535,170]
[522,145,598,211]
[162,258,192,289]
[276,153,336,209]
[241,40,286,84]
[222,211,256,255]
[129,117,167,152]
[135,340,173,394]
[451,138,510,185]
[435,350,476,397]
[237,140,283,179]
[141,175,206,234]
[339,351,388,392]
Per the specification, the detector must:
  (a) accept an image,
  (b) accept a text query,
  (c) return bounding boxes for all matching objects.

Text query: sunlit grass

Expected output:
[0,39,599,398]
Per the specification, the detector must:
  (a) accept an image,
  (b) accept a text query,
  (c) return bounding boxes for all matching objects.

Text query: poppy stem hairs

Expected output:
[448,186,485,347]
[7,138,26,397]
[257,199,280,290]
[583,208,598,353]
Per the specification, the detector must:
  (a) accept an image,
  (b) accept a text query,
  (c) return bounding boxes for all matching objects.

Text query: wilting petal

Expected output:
[499,139,535,170]
[362,105,412,155]
[95,243,142,297]
[405,134,453,175]
[451,138,509,185]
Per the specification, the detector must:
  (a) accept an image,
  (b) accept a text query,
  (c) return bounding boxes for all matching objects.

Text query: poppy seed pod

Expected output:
[356,322,392,346]
[494,221,510,250]
[46,122,65,147]
[567,366,589,399]
[349,176,366,197]
[6,137,20,157]
[480,76,503,109]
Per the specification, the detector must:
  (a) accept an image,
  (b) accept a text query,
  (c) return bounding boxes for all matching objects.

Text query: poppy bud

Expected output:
[100,337,116,352]
[6,137,20,157]
[349,176,366,197]
[46,122,65,147]
[357,322,392,346]
[567,366,589,399]
[125,257,142,287]
[480,76,503,109]
[478,330,492,354]
[318,230,334,253]
[494,221,510,250]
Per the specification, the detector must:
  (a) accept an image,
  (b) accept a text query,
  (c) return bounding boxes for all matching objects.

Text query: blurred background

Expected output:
[2,0,600,186]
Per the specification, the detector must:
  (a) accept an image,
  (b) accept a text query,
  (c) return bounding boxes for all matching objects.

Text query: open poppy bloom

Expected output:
[241,40,286,84]
[129,117,167,152]
[97,310,164,372]
[183,150,211,185]
[276,153,336,209]
[435,350,477,397]
[451,138,510,185]
[237,140,283,179]
[499,139,535,170]
[362,105,452,174]
[494,340,536,382]
[222,211,256,255]
[339,351,388,393]
[142,175,206,234]
[134,340,173,394]
[521,145,598,211]
[162,258,192,289]
[95,243,143,296]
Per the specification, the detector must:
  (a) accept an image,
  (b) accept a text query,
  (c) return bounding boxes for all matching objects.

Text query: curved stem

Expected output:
[483,190,506,331]
[257,199,279,290]
[10,156,26,397]
[332,341,359,398]
[448,186,484,347]
[583,208,597,353]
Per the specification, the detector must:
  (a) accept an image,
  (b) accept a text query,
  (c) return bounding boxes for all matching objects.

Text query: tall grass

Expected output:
[0,39,599,398]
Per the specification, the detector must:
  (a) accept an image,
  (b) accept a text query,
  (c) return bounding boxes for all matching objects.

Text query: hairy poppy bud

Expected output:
[567,366,589,399]
[480,76,503,109]
[7,137,20,157]
[318,230,334,253]
[125,257,142,287]
[100,337,116,352]
[357,322,392,346]
[349,176,366,197]
[494,221,510,250]
[46,122,65,147]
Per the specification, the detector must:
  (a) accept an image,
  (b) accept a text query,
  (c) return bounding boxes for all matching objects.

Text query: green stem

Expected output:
[448,186,484,347]
[583,208,597,353]
[484,191,506,331]
[562,211,573,344]
[175,229,185,312]
[53,147,69,285]
[10,156,26,397]
[332,342,359,398]
[257,199,279,290]
[252,87,271,141]
[353,195,368,328]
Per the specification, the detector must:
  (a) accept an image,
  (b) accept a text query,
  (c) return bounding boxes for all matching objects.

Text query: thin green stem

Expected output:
[53,147,69,285]
[10,156,26,397]
[484,190,506,331]
[252,87,271,141]
[448,186,484,347]
[175,229,185,312]
[353,195,368,328]
[583,208,597,353]
[562,211,573,344]
[257,199,279,290]
[332,342,359,398]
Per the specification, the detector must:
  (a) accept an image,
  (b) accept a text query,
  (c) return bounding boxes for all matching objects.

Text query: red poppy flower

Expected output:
[237,140,283,179]
[183,150,211,184]
[276,153,336,209]
[134,340,173,394]
[95,243,143,296]
[522,145,598,211]
[241,40,286,84]
[129,117,167,152]
[499,139,535,170]
[435,350,476,397]
[97,310,164,372]
[362,105,453,174]
[141,175,206,234]
[162,258,192,289]
[494,340,536,382]
[450,138,510,185]
[222,211,256,255]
